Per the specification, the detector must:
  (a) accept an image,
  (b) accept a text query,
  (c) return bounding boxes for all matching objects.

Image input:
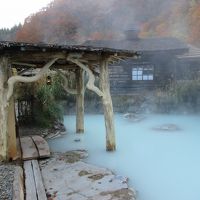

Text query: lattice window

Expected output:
[132,64,154,81]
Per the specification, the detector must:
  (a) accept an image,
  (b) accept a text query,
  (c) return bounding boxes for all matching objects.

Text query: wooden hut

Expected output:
[0,41,138,161]
[84,30,189,94]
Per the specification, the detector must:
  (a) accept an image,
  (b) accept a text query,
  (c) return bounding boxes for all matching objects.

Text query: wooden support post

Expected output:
[100,57,116,151]
[8,96,17,160]
[76,69,85,133]
[0,56,9,160]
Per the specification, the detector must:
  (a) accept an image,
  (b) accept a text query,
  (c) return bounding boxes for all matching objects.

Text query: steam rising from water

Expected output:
[48,114,200,200]
[49,0,191,42]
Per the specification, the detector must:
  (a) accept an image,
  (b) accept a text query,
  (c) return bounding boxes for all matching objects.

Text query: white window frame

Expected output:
[132,64,154,81]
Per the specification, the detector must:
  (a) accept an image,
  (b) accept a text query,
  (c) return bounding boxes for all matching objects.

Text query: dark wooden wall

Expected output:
[176,60,200,80]
[109,53,177,94]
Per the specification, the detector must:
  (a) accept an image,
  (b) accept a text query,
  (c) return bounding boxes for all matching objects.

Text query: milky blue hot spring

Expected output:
[48,114,200,200]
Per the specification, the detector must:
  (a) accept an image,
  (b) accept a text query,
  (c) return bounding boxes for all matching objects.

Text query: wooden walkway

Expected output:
[20,136,50,160]
[18,135,50,200]
[24,160,47,200]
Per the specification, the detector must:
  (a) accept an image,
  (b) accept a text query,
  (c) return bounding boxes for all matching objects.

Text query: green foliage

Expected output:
[34,74,65,127]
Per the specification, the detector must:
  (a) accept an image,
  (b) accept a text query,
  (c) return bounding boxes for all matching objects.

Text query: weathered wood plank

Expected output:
[12,166,24,200]
[20,137,39,160]
[0,56,9,161]
[31,136,50,158]
[32,160,47,200]
[24,161,37,200]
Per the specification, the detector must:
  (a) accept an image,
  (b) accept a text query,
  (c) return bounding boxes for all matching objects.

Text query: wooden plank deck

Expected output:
[32,160,47,200]
[32,135,50,158]
[20,137,38,160]
[24,161,37,200]
[20,136,50,160]
[20,136,50,199]
[24,160,47,200]
[12,167,24,200]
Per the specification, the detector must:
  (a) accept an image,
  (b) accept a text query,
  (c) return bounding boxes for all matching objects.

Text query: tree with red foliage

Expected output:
[16,4,78,44]
[188,4,200,46]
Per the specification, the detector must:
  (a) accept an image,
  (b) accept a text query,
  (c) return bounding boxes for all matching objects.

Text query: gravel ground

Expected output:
[0,164,15,200]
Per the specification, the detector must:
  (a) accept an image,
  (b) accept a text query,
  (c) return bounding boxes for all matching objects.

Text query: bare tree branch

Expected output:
[7,58,58,102]
[67,56,104,97]
[56,69,77,95]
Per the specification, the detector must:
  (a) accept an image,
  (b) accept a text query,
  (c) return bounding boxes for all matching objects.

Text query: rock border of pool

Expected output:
[39,150,136,200]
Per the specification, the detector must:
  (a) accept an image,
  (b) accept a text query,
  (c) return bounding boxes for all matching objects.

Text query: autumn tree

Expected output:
[188,4,200,46]
[11,0,200,46]
[16,3,78,44]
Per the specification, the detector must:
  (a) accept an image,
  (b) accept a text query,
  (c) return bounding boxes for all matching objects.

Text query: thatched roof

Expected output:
[177,45,200,61]
[0,41,138,55]
[0,41,138,69]
[83,37,188,54]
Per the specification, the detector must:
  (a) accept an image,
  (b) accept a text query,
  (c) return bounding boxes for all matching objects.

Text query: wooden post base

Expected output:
[76,69,85,133]
[100,57,116,151]
[0,56,9,160]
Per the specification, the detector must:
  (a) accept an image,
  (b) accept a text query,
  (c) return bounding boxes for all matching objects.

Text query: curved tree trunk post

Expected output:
[56,69,77,95]
[99,57,116,151]
[8,95,17,160]
[0,56,9,160]
[76,69,85,133]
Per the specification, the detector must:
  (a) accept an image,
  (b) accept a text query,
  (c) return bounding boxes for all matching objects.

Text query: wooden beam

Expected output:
[0,56,9,160]
[76,69,85,133]
[10,52,67,62]
[12,62,37,67]
[100,57,116,151]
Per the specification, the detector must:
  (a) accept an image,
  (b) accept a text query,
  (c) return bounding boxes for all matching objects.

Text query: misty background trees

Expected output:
[0,0,200,45]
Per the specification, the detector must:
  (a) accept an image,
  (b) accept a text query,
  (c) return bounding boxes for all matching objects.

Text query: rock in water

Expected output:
[123,113,145,122]
[153,124,180,131]
[74,138,81,142]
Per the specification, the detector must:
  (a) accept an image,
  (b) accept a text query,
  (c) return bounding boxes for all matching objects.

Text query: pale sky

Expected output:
[0,0,53,29]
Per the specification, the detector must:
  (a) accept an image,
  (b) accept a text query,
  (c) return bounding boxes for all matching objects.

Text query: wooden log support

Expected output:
[0,58,57,161]
[8,96,17,160]
[56,69,77,95]
[76,69,85,133]
[100,57,116,151]
[67,56,104,97]
[0,56,9,160]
